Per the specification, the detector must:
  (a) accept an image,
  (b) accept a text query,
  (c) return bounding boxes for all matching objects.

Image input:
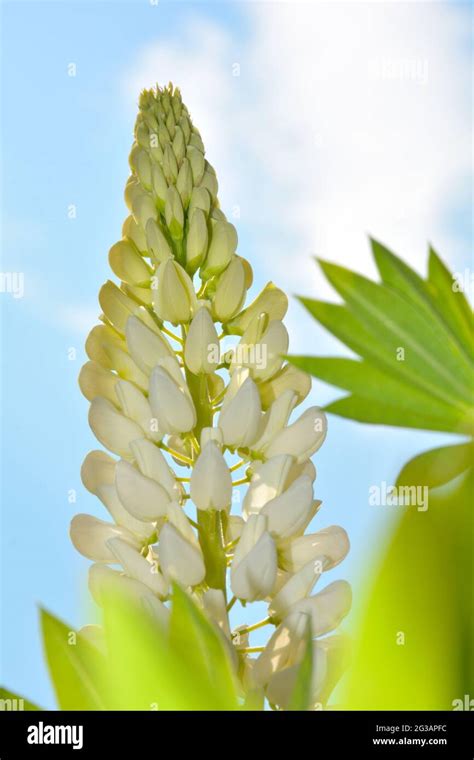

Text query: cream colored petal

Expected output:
[115,459,170,521]
[125,315,174,375]
[158,522,206,587]
[264,407,327,463]
[190,441,232,511]
[70,514,139,562]
[261,475,315,539]
[107,537,167,597]
[89,397,145,458]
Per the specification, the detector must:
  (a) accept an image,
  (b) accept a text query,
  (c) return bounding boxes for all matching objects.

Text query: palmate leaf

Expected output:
[293,241,474,435]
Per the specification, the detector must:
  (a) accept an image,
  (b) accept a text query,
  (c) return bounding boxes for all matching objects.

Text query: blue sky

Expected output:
[1,0,472,708]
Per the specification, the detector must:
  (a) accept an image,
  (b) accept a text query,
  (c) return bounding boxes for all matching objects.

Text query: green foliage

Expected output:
[291,239,473,709]
[292,240,473,434]
[32,584,241,711]
[288,620,313,710]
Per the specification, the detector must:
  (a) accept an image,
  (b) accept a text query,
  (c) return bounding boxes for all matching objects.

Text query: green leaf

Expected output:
[396,441,473,490]
[427,246,473,359]
[0,687,42,711]
[169,583,239,710]
[371,238,435,317]
[343,468,473,709]
[287,619,313,711]
[290,356,468,433]
[40,608,107,710]
[100,584,239,710]
[318,259,473,407]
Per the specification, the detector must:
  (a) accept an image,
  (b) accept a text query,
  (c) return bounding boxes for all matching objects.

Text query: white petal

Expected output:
[243,454,294,518]
[269,559,322,621]
[253,612,310,686]
[279,526,350,573]
[231,516,277,601]
[264,407,327,463]
[115,380,161,442]
[149,366,196,435]
[190,441,232,511]
[287,580,352,636]
[251,389,297,452]
[96,482,154,539]
[266,645,327,709]
[130,438,181,501]
[115,460,170,520]
[159,522,206,587]
[81,450,116,494]
[89,397,144,458]
[218,377,261,448]
[125,315,174,374]
[184,307,220,374]
[107,537,167,597]
[261,475,315,539]
[70,514,139,562]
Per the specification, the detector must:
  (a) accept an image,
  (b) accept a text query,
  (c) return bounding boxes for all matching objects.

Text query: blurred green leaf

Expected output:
[0,687,42,711]
[343,467,473,709]
[397,441,473,490]
[40,608,107,710]
[427,247,473,358]
[169,583,239,709]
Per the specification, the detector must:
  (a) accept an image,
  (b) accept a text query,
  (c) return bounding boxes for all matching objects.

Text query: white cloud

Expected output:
[123,2,471,352]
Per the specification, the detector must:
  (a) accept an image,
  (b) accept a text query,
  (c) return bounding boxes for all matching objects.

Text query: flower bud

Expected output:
[79,361,118,404]
[264,407,327,463]
[186,144,205,184]
[115,379,160,440]
[115,459,170,521]
[164,186,184,240]
[232,319,289,382]
[259,363,312,410]
[188,187,211,219]
[172,126,186,165]
[108,240,151,286]
[212,256,247,322]
[286,581,352,637]
[279,526,350,574]
[96,482,154,540]
[133,193,158,229]
[159,502,206,586]
[176,157,193,208]
[149,365,197,435]
[151,163,168,210]
[107,537,168,597]
[145,219,172,264]
[200,220,237,280]
[184,307,219,375]
[251,390,297,452]
[231,515,277,601]
[185,208,208,273]
[135,149,152,190]
[81,449,116,493]
[269,559,322,622]
[70,514,139,562]
[130,438,182,502]
[122,215,147,253]
[227,282,288,335]
[154,258,196,324]
[99,281,140,335]
[261,474,315,539]
[190,441,232,511]
[199,169,218,200]
[243,454,294,518]
[163,143,178,184]
[219,376,261,448]
[89,397,144,458]
[125,314,174,374]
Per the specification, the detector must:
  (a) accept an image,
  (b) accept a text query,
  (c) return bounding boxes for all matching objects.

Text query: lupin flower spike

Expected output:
[74,83,351,710]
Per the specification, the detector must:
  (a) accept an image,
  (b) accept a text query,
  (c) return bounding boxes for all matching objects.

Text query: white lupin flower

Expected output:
[264,406,328,462]
[231,515,277,601]
[184,306,219,375]
[159,504,206,587]
[70,514,140,562]
[74,84,350,710]
[149,365,196,434]
[190,441,232,511]
[218,376,261,448]
[107,537,168,597]
[115,460,171,521]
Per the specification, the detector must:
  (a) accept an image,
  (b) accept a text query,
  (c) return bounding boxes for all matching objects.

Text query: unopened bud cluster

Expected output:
[73,84,351,709]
